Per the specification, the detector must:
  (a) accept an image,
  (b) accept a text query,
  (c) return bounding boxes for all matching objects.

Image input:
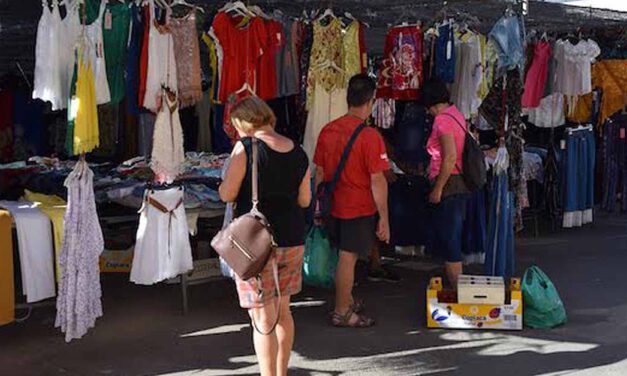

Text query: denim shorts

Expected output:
[429,194,469,263]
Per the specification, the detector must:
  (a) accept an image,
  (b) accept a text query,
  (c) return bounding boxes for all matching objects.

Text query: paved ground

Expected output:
[2,212,627,376]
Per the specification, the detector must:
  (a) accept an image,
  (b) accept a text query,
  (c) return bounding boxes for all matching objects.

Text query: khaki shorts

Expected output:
[235,246,304,309]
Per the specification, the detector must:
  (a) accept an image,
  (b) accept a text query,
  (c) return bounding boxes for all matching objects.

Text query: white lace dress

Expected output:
[60,0,81,108]
[143,0,178,112]
[55,164,105,342]
[151,90,185,183]
[32,0,64,110]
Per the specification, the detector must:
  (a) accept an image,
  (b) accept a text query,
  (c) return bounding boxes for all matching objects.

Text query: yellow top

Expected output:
[23,190,67,282]
[343,21,363,85]
[73,55,100,154]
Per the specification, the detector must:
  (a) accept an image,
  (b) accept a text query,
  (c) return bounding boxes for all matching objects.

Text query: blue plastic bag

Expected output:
[303,225,338,288]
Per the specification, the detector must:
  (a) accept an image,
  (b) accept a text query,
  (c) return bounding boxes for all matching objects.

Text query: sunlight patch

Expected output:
[180,323,249,338]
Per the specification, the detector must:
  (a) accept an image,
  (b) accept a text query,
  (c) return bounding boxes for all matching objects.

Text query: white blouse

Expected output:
[554,39,601,97]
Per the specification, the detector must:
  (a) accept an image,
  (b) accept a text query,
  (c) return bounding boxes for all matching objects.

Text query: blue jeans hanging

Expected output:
[485,172,515,278]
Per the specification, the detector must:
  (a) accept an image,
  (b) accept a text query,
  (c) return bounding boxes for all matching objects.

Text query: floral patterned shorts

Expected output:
[235,246,304,309]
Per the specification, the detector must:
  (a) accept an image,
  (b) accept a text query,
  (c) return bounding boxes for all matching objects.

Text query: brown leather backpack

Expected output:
[211,138,276,281]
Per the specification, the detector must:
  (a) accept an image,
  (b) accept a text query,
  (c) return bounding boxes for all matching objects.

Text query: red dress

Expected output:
[377,25,424,100]
[256,19,283,100]
[138,4,150,107]
[522,41,552,109]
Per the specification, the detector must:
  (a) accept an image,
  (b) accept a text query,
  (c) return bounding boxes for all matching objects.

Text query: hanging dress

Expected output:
[32,0,64,110]
[85,0,111,105]
[130,187,193,285]
[343,20,365,84]
[143,1,178,113]
[138,3,151,107]
[170,11,203,108]
[60,0,81,108]
[70,53,100,155]
[55,163,104,343]
[303,17,347,162]
[102,1,131,104]
[522,41,552,109]
[151,90,185,184]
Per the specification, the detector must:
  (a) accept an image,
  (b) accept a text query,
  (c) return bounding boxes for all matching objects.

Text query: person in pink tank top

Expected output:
[424,79,470,287]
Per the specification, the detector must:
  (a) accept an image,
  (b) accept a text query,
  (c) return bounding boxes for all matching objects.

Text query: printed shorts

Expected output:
[236,246,304,309]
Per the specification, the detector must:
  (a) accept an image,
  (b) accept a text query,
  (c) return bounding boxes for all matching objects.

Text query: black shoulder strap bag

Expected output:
[316,123,366,221]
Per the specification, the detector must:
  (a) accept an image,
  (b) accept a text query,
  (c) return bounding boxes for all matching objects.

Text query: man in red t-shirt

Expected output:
[314,74,390,328]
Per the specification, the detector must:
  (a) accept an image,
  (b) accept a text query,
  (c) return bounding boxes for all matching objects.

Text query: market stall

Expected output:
[0,0,625,340]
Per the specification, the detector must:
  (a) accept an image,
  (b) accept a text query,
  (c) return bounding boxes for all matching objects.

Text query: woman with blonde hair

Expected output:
[219,97,311,376]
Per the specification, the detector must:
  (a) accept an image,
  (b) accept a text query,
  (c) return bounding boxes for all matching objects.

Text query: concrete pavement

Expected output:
[1,213,627,375]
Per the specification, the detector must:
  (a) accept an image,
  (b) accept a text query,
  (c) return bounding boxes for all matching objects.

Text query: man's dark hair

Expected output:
[422,79,451,108]
[347,74,376,108]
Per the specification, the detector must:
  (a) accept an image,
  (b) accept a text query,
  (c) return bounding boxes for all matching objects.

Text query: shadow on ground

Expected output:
[2,213,627,375]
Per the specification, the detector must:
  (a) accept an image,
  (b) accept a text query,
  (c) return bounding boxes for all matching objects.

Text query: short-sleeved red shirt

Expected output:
[314,115,390,219]
[212,13,266,102]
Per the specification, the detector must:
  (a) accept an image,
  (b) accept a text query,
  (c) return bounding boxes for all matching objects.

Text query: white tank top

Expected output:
[84,0,111,105]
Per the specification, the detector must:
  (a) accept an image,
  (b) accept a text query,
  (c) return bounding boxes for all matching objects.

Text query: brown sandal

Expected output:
[327,299,365,317]
[330,308,375,328]
[351,299,365,314]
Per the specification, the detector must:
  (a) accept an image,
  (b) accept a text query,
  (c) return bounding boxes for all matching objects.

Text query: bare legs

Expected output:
[335,250,358,314]
[250,295,294,376]
[445,261,463,287]
[275,296,294,376]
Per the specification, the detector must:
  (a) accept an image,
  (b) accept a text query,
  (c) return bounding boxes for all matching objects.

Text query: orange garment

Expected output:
[592,60,627,125]
[567,93,593,123]
[0,210,14,326]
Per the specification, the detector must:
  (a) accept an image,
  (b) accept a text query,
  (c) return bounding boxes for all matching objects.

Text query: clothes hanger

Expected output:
[343,12,370,28]
[249,5,270,19]
[235,82,255,96]
[223,1,254,17]
[169,0,204,13]
[315,7,335,22]
[153,0,170,10]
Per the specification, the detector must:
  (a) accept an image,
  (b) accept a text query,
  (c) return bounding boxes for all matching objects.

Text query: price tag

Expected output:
[621,128,626,140]
[104,10,112,30]
[276,33,282,44]
[446,40,452,60]
[560,139,566,150]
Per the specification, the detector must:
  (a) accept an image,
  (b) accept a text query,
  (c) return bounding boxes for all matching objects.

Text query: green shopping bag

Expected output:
[522,266,567,329]
[303,225,338,288]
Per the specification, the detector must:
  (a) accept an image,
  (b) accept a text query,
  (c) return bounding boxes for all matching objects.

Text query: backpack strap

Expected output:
[441,112,469,135]
[438,113,469,176]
